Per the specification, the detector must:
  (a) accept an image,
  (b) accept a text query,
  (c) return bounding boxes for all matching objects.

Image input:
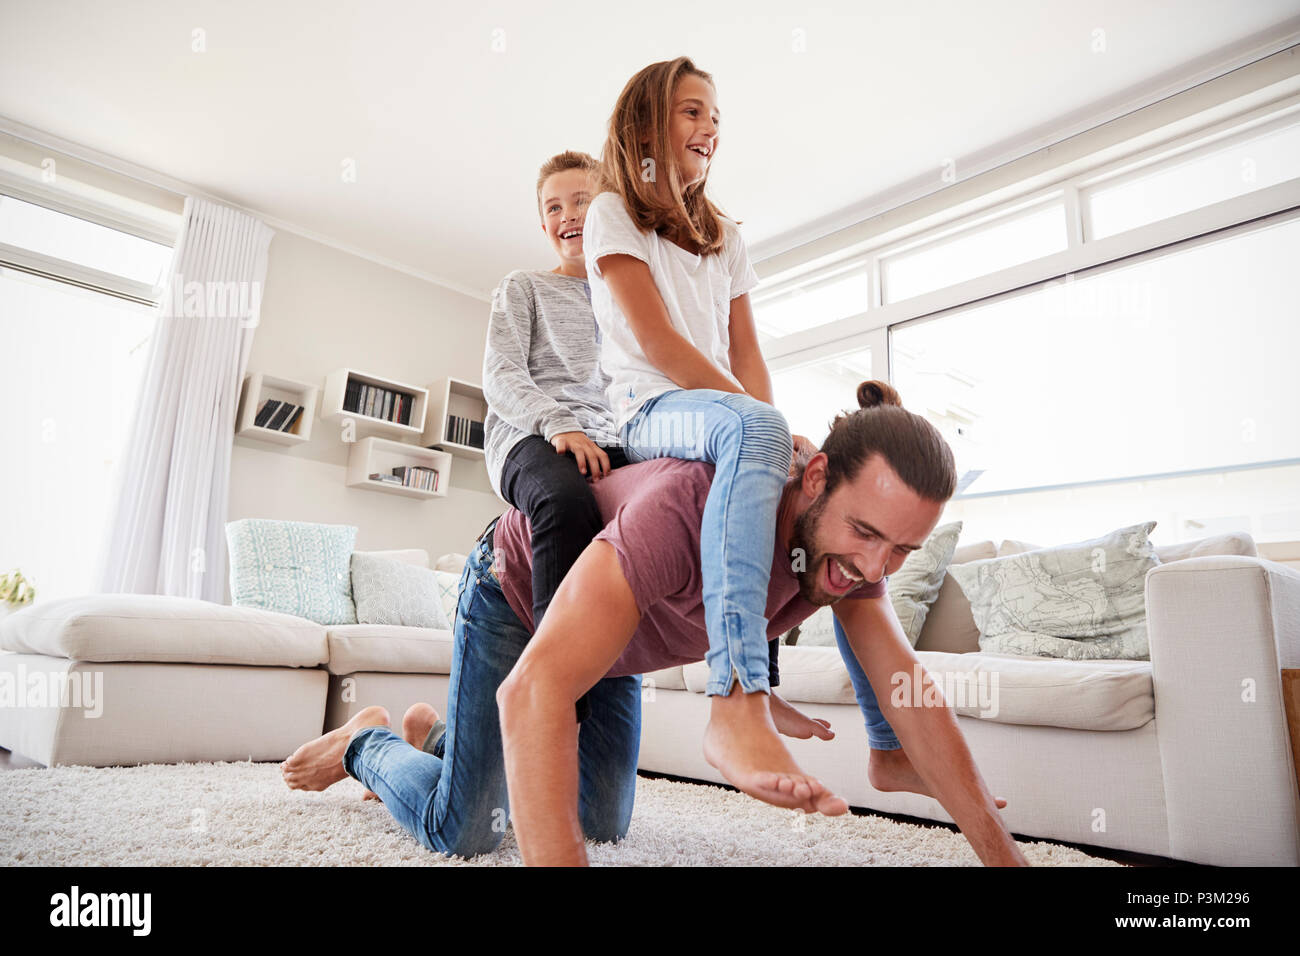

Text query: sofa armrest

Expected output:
[1145,555,1300,865]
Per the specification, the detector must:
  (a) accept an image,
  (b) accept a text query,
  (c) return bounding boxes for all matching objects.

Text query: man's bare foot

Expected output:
[363,703,441,801]
[770,693,834,741]
[282,705,390,792]
[867,747,1008,809]
[703,689,848,816]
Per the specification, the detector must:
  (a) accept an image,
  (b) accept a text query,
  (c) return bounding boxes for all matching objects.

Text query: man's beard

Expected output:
[789,492,836,606]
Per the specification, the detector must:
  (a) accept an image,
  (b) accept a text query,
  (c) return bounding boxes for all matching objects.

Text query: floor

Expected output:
[0,747,1193,866]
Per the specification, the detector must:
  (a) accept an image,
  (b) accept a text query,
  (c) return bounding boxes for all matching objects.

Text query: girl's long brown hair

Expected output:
[593,56,736,257]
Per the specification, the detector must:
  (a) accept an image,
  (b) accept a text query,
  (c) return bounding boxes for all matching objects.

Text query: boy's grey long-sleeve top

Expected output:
[482,270,621,499]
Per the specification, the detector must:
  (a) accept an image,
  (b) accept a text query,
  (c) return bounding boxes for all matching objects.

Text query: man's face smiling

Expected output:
[790,453,945,606]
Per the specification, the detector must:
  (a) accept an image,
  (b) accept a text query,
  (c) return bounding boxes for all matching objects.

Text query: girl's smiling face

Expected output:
[669,73,719,188]
[539,167,592,263]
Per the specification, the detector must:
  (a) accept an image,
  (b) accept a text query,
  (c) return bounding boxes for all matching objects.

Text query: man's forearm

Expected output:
[497,679,587,865]
[887,677,1027,866]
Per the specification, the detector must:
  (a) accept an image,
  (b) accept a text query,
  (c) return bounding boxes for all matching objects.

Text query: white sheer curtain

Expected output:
[97,197,274,601]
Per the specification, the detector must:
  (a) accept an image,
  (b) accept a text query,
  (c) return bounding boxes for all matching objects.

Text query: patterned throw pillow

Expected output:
[226,519,358,625]
[784,522,963,648]
[887,521,963,645]
[434,570,464,625]
[351,552,451,630]
[946,521,1160,660]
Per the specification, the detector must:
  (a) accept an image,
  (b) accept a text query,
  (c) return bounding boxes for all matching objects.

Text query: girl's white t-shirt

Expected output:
[582,191,761,430]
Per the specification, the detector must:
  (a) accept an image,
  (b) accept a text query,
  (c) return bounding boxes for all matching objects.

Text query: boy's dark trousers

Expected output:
[495,434,781,723]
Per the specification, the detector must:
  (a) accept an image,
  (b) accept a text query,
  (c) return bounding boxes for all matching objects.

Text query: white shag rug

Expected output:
[0,762,1121,866]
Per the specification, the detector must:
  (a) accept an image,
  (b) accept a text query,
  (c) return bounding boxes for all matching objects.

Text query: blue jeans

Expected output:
[833,614,901,751]
[342,524,643,857]
[621,388,791,697]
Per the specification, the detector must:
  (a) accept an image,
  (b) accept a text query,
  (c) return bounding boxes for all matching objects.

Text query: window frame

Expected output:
[762,89,1300,375]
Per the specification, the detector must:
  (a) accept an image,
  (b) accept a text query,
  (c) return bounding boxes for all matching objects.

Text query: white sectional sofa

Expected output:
[2,536,1297,867]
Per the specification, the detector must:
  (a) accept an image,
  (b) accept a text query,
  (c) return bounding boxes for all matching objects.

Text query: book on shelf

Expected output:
[345,378,416,426]
[266,402,295,430]
[279,405,304,433]
[387,465,440,491]
[444,413,485,449]
[254,399,282,428]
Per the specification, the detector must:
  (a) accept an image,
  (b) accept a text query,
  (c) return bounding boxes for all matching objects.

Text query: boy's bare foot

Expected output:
[282,705,390,792]
[868,747,1008,809]
[703,689,848,816]
[770,693,834,741]
[363,703,441,801]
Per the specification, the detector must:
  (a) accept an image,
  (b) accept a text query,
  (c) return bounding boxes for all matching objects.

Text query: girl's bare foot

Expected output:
[703,690,848,816]
[769,693,834,741]
[363,703,441,801]
[282,705,390,792]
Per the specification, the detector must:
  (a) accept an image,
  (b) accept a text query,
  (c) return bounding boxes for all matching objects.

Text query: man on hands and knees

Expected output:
[285,379,1024,866]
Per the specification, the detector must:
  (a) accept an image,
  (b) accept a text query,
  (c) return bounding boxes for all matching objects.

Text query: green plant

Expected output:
[0,569,36,608]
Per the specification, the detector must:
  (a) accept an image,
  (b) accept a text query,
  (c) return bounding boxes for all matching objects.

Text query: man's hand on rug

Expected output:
[770,692,834,741]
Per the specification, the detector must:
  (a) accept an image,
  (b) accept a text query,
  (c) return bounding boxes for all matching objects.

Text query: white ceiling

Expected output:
[1,0,1297,301]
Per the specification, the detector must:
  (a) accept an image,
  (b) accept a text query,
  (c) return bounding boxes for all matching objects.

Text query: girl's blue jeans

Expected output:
[620,387,793,697]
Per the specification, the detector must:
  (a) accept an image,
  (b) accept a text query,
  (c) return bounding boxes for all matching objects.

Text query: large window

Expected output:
[758,91,1300,547]
[0,193,167,600]
[771,347,873,446]
[1083,111,1300,240]
[881,200,1068,304]
[893,212,1300,480]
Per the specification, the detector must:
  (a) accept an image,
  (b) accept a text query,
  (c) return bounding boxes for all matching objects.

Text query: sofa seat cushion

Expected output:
[0,594,327,667]
[325,624,454,676]
[682,646,1153,731]
[643,666,687,692]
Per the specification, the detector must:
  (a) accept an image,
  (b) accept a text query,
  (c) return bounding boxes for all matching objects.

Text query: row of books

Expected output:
[368,465,440,492]
[254,400,305,433]
[445,414,484,449]
[346,380,414,426]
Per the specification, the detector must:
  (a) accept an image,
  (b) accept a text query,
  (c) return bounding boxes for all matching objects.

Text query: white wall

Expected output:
[225,229,505,600]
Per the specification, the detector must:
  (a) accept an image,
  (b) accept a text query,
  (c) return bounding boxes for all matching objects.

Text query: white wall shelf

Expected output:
[235,372,317,445]
[321,367,428,440]
[345,436,452,499]
[423,376,487,459]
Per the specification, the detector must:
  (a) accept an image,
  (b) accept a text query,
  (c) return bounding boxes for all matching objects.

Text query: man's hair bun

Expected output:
[857,380,903,409]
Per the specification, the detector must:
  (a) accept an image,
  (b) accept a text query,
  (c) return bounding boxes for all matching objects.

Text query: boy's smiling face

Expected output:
[540,168,592,267]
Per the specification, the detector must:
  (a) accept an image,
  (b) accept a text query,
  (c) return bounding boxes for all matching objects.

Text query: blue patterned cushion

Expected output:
[226,519,358,625]
[434,569,463,624]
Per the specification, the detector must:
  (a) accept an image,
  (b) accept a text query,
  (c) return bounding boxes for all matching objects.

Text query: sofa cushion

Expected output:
[683,645,1153,731]
[350,553,450,630]
[888,521,963,645]
[325,624,454,676]
[359,549,431,568]
[226,518,358,625]
[1155,532,1257,562]
[643,666,686,692]
[434,571,463,625]
[1000,531,1257,562]
[0,594,327,667]
[949,521,1160,660]
[913,539,996,654]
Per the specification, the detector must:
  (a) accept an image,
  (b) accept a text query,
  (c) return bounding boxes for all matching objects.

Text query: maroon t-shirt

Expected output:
[492,458,886,678]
